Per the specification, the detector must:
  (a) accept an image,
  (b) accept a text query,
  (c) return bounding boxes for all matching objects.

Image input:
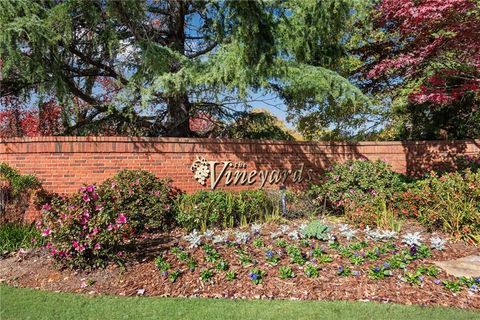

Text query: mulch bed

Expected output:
[1,220,479,309]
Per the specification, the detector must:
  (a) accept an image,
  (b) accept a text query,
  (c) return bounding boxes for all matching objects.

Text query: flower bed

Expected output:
[1,219,478,309]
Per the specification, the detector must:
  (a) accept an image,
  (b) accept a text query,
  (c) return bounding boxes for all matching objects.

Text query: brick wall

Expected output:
[1,137,479,221]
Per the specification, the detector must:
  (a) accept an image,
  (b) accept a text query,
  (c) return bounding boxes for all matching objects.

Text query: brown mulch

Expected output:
[1,221,479,310]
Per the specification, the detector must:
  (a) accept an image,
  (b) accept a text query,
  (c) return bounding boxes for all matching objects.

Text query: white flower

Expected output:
[251,223,262,235]
[381,230,398,240]
[280,225,290,234]
[270,231,282,239]
[203,229,214,239]
[235,231,250,245]
[288,230,300,240]
[402,232,423,246]
[298,223,307,233]
[183,230,202,248]
[430,236,447,251]
[213,231,229,244]
[342,229,357,241]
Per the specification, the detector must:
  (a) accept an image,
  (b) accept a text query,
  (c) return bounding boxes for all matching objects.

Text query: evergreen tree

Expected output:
[0,0,365,137]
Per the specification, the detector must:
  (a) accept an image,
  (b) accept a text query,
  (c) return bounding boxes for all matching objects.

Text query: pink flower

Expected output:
[86,185,95,193]
[41,229,51,237]
[42,203,51,211]
[107,224,114,231]
[94,243,101,251]
[78,245,85,252]
[91,227,100,235]
[72,240,79,249]
[116,213,127,224]
[82,194,90,202]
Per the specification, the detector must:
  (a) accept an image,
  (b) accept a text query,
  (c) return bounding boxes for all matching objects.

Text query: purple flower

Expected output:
[353,252,359,257]
[383,262,391,269]
[419,276,425,282]
[265,250,273,258]
[475,277,480,284]
[434,279,441,285]
[352,271,360,276]
[338,266,344,273]
[373,266,380,273]
[409,245,417,256]
[161,271,168,277]
[249,273,258,280]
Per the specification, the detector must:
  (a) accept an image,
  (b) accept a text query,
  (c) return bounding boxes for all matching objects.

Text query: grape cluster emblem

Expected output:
[191,156,210,186]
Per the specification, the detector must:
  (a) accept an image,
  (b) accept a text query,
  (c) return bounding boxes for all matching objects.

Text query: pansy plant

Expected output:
[249,268,265,285]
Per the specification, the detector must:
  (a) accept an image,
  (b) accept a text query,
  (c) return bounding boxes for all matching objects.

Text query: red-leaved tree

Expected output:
[358,0,480,139]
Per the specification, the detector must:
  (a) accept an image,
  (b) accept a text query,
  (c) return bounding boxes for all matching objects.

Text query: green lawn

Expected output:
[1,285,478,320]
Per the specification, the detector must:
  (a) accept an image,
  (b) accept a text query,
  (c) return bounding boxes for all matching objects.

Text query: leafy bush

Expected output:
[39,185,134,269]
[99,170,178,233]
[310,160,407,209]
[0,223,42,253]
[309,160,408,226]
[414,170,480,243]
[0,163,40,197]
[0,162,41,223]
[174,189,281,231]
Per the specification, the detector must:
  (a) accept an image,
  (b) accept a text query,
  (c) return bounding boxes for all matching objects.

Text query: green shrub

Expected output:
[310,160,407,208]
[0,163,40,197]
[414,170,480,243]
[0,223,42,253]
[99,170,178,233]
[39,185,133,269]
[0,162,41,223]
[309,160,408,226]
[174,189,281,231]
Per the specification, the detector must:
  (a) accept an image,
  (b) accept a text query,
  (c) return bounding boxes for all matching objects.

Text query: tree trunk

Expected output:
[166,94,192,137]
[164,0,192,137]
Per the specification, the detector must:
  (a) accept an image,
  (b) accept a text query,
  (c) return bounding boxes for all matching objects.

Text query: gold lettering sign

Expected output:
[191,156,315,189]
